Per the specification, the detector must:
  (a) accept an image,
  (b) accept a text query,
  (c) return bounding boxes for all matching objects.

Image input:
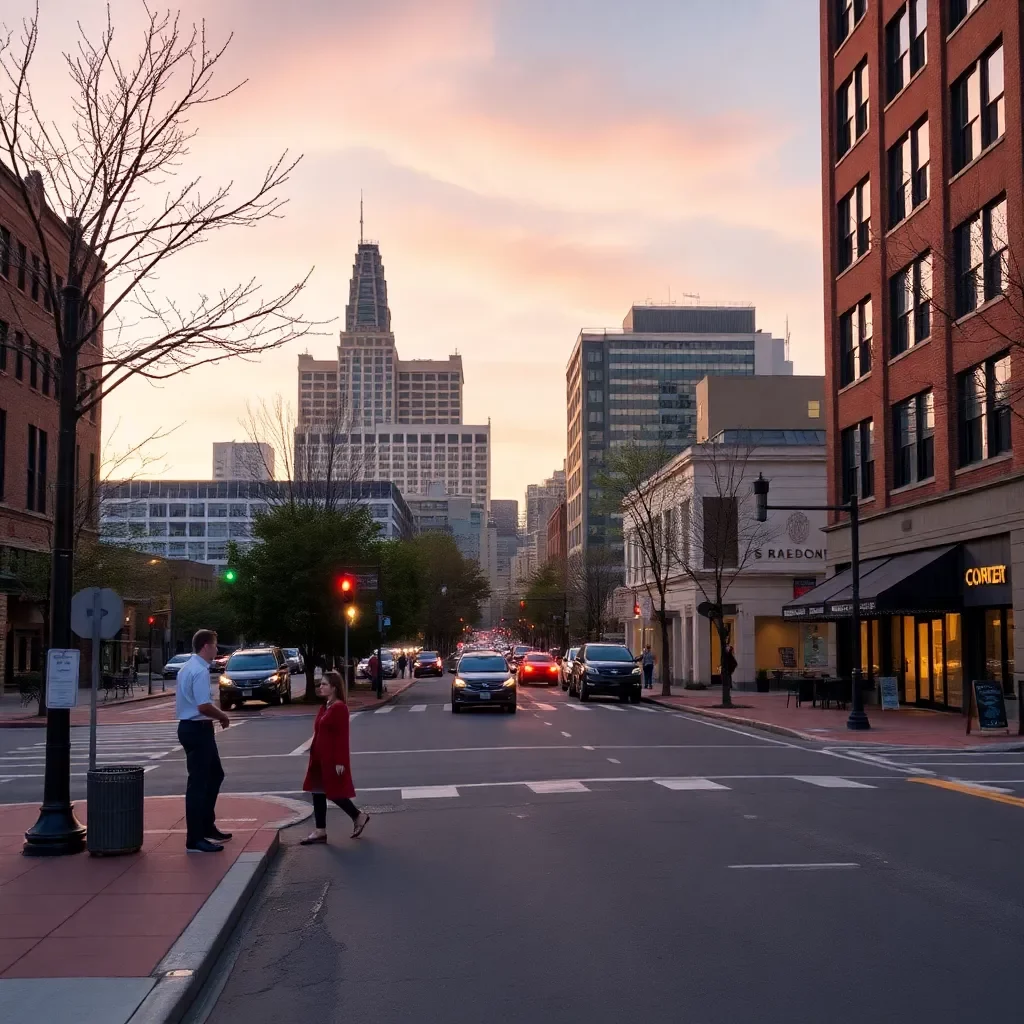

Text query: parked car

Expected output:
[162,653,191,680]
[508,645,532,669]
[356,658,370,679]
[210,643,239,675]
[452,652,516,713]
[413,651,444,677]
[560,647,580,690]
[517,651,560,687]
[282,648,305,675]
[381,652,397,678]
[569,643,642,703]
[218,647,293,709]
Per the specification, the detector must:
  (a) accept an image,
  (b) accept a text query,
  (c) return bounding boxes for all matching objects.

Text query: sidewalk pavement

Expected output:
[642,687,1024,749]
[0,677,178,729]
[0,792,308,1024]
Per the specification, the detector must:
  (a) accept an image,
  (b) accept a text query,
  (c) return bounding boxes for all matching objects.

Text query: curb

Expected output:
[641,694,814,742]
[126,832,280,1024]
[0,687,175,729]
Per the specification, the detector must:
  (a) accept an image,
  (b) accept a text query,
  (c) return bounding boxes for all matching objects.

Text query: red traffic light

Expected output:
[147,616,156,627]
[336,574,356,595]
[519,599,526,610]
[633,602,642,617]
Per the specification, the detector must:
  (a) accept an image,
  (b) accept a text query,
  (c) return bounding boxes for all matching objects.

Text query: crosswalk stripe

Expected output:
[401,785,459,799]
[409,704,427,712]
[532,703,557,711]
[527,780,589,794]
[629,706,659,713]
[374,706,395,714]
[596,704,625,712]
[443,703,452,711]
[793,775,875,789]
[564,704,590,712]
[655,778,730,791]
[288,738,313,756]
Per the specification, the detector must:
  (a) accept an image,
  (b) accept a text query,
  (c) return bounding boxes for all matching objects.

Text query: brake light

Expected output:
[548,665,558,673]
[524,665,534,673]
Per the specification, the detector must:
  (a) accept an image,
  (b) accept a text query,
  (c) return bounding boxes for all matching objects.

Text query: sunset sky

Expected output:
[21,0,823,505]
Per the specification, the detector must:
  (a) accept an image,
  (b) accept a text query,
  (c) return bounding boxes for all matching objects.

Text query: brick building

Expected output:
[0,163,103,690]
[806,0,1023,711]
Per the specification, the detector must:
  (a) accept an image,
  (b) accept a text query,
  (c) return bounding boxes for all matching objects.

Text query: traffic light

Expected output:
[519,599,526,610]
[223,568,238,584]
[633,601,642,618]
[336,573,356,596]
[147,615,156,627]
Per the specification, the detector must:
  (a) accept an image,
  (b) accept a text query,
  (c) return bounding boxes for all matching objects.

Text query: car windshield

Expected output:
[513,646,530,655]
[283,649,299,658]
[567,648,579,659]
[417,652,439,662]
[525,653,554,663]
[585,645,635,663]
[226,653,278,672]
[459,656,508,673]
[168,654,189,664]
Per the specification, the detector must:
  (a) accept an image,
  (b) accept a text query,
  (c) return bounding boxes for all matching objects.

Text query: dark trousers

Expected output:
[177,719,224,844]
[643,664,654,688]
[312,792,360,828]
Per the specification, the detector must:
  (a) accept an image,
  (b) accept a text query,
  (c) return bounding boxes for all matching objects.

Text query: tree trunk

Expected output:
[303,657,317,701]
[658,604,672,697]
[718,620,733,708]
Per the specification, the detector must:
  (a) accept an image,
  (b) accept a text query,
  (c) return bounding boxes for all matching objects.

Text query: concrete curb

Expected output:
[0,687,175,729]
[126,833,280,1024]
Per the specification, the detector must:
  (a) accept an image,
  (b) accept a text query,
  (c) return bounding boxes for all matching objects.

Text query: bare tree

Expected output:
[565,546,620,642]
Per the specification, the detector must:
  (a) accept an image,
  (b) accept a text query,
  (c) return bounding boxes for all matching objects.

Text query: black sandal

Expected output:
[299,833,327,845]
[351,812,370,838]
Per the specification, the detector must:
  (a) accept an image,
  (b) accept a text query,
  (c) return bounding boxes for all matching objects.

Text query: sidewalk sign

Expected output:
[778,647,796,670]
[878,676,900,710]
[45,649,81,709]
[966,679,1009,735]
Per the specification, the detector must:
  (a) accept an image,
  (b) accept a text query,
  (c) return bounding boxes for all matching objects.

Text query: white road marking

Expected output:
[629,706,659,713]
[596,704,625,712]
[728,863,860,871]
[374,706,395,714]
[655,778,729,791]
[409,704,428,713]
[561,731,571,738]
[582,745,595,750]
[534,703,557,711]
[527,780,589,794]
[443,703,452,711]
[607,758,621,764]
[793,775,875,789]
[543,722,553,726]
[564,704,590,712]
[401,786,459,799]
[288,737,314,756]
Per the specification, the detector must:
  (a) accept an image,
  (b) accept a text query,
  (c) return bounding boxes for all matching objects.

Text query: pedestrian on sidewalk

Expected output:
[367,651,381,698]
[300,670,370,844]
[397,652,407,679]
[640,645,655,689]
[175,629,232,854]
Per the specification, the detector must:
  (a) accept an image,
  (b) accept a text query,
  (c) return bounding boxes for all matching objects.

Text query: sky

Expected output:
[16,0,824,507]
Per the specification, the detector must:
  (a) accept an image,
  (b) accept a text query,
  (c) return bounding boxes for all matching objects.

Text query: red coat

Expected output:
[302,701,356,800]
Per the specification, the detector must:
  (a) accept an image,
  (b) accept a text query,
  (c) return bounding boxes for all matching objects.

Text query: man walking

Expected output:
[176,629,231,853]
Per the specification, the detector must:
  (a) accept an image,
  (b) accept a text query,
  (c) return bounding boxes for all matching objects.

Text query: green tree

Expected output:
[172,586,241,645]
[411,533,490,654]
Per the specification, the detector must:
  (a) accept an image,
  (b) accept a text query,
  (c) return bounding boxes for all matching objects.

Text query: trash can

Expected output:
[86,764,145,856]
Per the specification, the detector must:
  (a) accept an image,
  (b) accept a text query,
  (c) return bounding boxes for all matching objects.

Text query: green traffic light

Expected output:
[223,569,238,583]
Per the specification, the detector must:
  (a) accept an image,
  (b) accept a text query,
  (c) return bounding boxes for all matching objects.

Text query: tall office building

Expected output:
[490,500,519,538]
[212,442,274,481]
[566,304,793,558]
[802,0,1024,711]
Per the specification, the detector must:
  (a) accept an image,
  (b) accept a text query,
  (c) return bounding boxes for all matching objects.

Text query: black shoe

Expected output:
[186,839,224,853]
[207,828,233,842]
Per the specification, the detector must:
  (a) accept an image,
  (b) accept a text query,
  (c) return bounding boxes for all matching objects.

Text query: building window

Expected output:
[702,497,738,569]
[890,252,931,355]
[0,407,5,499]
[0,226,9,278]
[808,400,821,419]
[839,297,872,386]
[950,0,985,30]
[29,341,38,389]
[957,352,1010,466]
[893,391,934,488]
[837,59,869,157]
[952,42,1004,172]
[149,503,167,517]
[888,118,929,226]
[14,332,23,380]
[16,242,26,290]
[841,419,874,501]
[0,319,6,373]
[886,1,927,100]
[26,425,47,513]
[838,178,870,271]
[836,0,867,46]
[954,195,1007,317]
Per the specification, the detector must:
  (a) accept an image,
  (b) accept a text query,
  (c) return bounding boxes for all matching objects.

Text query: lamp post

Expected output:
[753,473,869,731]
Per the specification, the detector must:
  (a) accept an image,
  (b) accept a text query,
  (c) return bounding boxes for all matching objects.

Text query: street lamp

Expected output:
[754,473,869,731]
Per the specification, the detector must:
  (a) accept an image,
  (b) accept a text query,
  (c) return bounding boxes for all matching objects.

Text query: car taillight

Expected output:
[524,665,534,672]
[548,665,558,673]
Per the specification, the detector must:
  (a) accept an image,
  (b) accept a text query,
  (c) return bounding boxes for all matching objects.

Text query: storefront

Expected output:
[782,536,1015,712]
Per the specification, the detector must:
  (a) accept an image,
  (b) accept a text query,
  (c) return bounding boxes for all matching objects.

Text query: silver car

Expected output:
[282,648,304,674]
[560,647,580,690]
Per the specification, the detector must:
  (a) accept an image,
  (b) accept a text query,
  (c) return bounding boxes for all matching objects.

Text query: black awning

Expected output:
[782,546,960,621]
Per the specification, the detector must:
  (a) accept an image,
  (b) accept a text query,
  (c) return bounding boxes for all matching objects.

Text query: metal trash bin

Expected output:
[87,764,145,855]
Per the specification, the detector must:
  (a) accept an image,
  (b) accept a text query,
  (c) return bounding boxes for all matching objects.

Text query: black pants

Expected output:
[312,792,360,829]
[177,719,225,844]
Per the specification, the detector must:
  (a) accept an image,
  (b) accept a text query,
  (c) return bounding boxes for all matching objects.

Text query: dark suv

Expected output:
[218,647,293,709]
[569,643,642,703]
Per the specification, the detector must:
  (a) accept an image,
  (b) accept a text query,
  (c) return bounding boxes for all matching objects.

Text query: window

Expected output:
[0,320,6,373]
[148,522,167,537]
[587,390,603,403]
[188,502,205,517]
[958,352,1010,466]
[837,59,869,157]
[149,503,167,517]
[26,425,47,513]
[952,42,1004,172]
[30,254,40,302]
[950,0,985,30]
[890,252,931,355]
[0,407,5,499]
[808,400,821,418]
[838,178,870,271]
[169,503,187,517]
[954,195,1007,317]
[188,522,205,537]
[841,419,875,501]
[836,0,867,46]
[702,497,738,569]
[0,226,9,278]
[888,119,929,226]
[886,1,926,100]
[14,332,23,380]
[41,351,50,397]
[839,297,872,385]
[16,242,26,290]
[29,341,38,389]
[169,522,187,537]
[893,391,934,487]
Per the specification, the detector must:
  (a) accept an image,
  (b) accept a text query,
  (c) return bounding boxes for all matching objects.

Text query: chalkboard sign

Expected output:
[778,646,796,669]
[879,676,899,711]
[969,680,1009,733]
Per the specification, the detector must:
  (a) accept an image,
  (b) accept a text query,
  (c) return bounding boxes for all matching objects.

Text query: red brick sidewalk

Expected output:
[643,688,1024,748]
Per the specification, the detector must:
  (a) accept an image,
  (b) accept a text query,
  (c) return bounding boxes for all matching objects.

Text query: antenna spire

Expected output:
[359,190,364,244]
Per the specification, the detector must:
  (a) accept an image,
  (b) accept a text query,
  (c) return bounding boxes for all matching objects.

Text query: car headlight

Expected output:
[220,676,233,686]
[632,666,642,675]
[453,679,467,688]
[503,678,515,688]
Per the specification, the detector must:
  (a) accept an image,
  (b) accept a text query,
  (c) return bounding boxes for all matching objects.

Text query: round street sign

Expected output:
[70,587,125,640]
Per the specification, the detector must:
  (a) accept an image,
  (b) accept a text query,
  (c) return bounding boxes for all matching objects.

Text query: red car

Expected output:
[413,651,444,678]
[516,652,560,687]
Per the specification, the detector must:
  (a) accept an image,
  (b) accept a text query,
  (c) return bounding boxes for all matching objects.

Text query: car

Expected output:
[452,652,516,713]
[162,653,191,680]
[517,651,560,687]
[218,647,293,709]
[381,652,397,679]
[569,643,642,703]
[282,648,305,675]
[560,647,580,690]
[445,651,461,673]
[356,658,370,679]
[413,651,444,677]
[508,645,532,669]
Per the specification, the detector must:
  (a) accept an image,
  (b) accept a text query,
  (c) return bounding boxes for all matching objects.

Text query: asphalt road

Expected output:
[114,672,1024,1024]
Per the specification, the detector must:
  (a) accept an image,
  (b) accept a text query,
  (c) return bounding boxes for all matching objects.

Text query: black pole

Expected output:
[24,283,86,856]
[846,495,870,730]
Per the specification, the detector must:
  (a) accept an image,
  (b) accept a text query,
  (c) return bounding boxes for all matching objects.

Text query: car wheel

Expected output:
[619,688,630,703]
[629,689,641,704]
[579,678,590,702]
[268,692,281,707]
[219,697,232,711]
[452,701,461,714]
[506,702,517,714]
[283,685,293,705]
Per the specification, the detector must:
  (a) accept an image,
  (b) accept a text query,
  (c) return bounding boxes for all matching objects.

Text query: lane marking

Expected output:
[728,863,860,871]
[543,721,553,727]
[401,786,459,799]
[629,706,659,713]
[288,737,313,756]
[582,745,595,751]
[409,705,427,713]
[533,703,557,710]
[374,706,395,714]
[908,777,1024,809]
[443,703,452,711]
[596,704,625,712]
[607,758,621,764]
[564,704,590,712]
[561,731,571,738]
[527,780,589,794]
[793,775,875,789]
[655,778,729,791]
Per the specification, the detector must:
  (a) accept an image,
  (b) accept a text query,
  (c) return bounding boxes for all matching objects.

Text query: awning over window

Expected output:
[782,545,959,620]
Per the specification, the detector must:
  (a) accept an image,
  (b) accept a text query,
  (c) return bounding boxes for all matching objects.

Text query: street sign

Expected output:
[382,616,391,628]
[45,649,80,709]
[70,587,124,641]
[356,572,379,590]
[375,599,384,614]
